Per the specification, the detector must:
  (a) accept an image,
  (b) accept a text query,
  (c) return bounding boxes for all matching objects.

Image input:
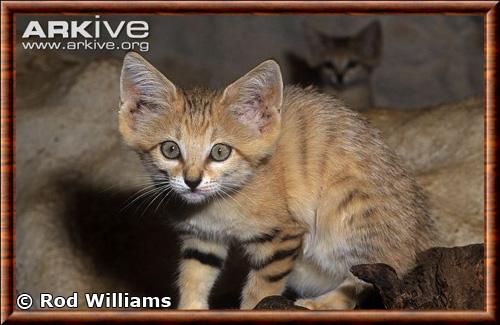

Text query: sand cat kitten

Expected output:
[118,52,436,309]
[304,21,382,110]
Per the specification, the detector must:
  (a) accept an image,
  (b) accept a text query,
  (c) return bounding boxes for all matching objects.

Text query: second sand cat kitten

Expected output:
[119,52,437,309]
[304,21,382,110]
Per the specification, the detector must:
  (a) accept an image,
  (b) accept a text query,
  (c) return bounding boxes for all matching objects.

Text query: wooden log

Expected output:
[351,244,484,309]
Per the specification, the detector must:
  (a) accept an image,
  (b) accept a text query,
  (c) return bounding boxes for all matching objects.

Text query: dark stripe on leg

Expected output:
[182,249,224,269]
[251,244,301,270]
[265,269,293,282]
[280,233,303,242]
[177,229,196,238]
[241,228,280,245]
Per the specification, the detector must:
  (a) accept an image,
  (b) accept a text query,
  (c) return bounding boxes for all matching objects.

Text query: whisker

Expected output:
[154,187,175,213]
[220,184,258,206]
[218,187,245,211]
[120,183,169,212]
[139,183,175,218]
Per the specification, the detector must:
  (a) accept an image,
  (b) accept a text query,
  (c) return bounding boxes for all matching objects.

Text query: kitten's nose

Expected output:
[337,73,344,84]
[184,178,202,191]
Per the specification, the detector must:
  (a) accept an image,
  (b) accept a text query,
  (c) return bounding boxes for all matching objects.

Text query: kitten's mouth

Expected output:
[330,79,346,89]
[179,190,209,204]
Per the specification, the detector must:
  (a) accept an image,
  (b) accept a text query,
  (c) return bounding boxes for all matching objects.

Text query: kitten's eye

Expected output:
[210,144,232,162]
[346,60,359,69]
[160,141,181,159]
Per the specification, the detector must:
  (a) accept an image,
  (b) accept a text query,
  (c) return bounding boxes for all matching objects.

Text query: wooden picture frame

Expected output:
[1,1,497,323]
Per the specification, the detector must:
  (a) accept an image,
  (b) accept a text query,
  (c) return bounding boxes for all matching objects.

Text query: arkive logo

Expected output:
[22,15,149,39]
[21,15,150,52]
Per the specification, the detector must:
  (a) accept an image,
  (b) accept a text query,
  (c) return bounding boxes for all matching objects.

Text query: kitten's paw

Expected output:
[295,295,356,310]
[294,298,316,310]
[177,301,208,309]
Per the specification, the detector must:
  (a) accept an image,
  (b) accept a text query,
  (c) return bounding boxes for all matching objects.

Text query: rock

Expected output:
[351,244,484,309]
[364,98,484,247]
[254,295,308,310]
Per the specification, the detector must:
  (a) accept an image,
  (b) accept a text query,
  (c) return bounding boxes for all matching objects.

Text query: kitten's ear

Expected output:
[303,22,327,67]
[221,60,283,135]
[120,52,177,120]
[356,21,382,65]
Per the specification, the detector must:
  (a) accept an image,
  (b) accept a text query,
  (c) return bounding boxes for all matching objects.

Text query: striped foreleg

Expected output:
[240,229,304,309]
[177,236,228,309]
